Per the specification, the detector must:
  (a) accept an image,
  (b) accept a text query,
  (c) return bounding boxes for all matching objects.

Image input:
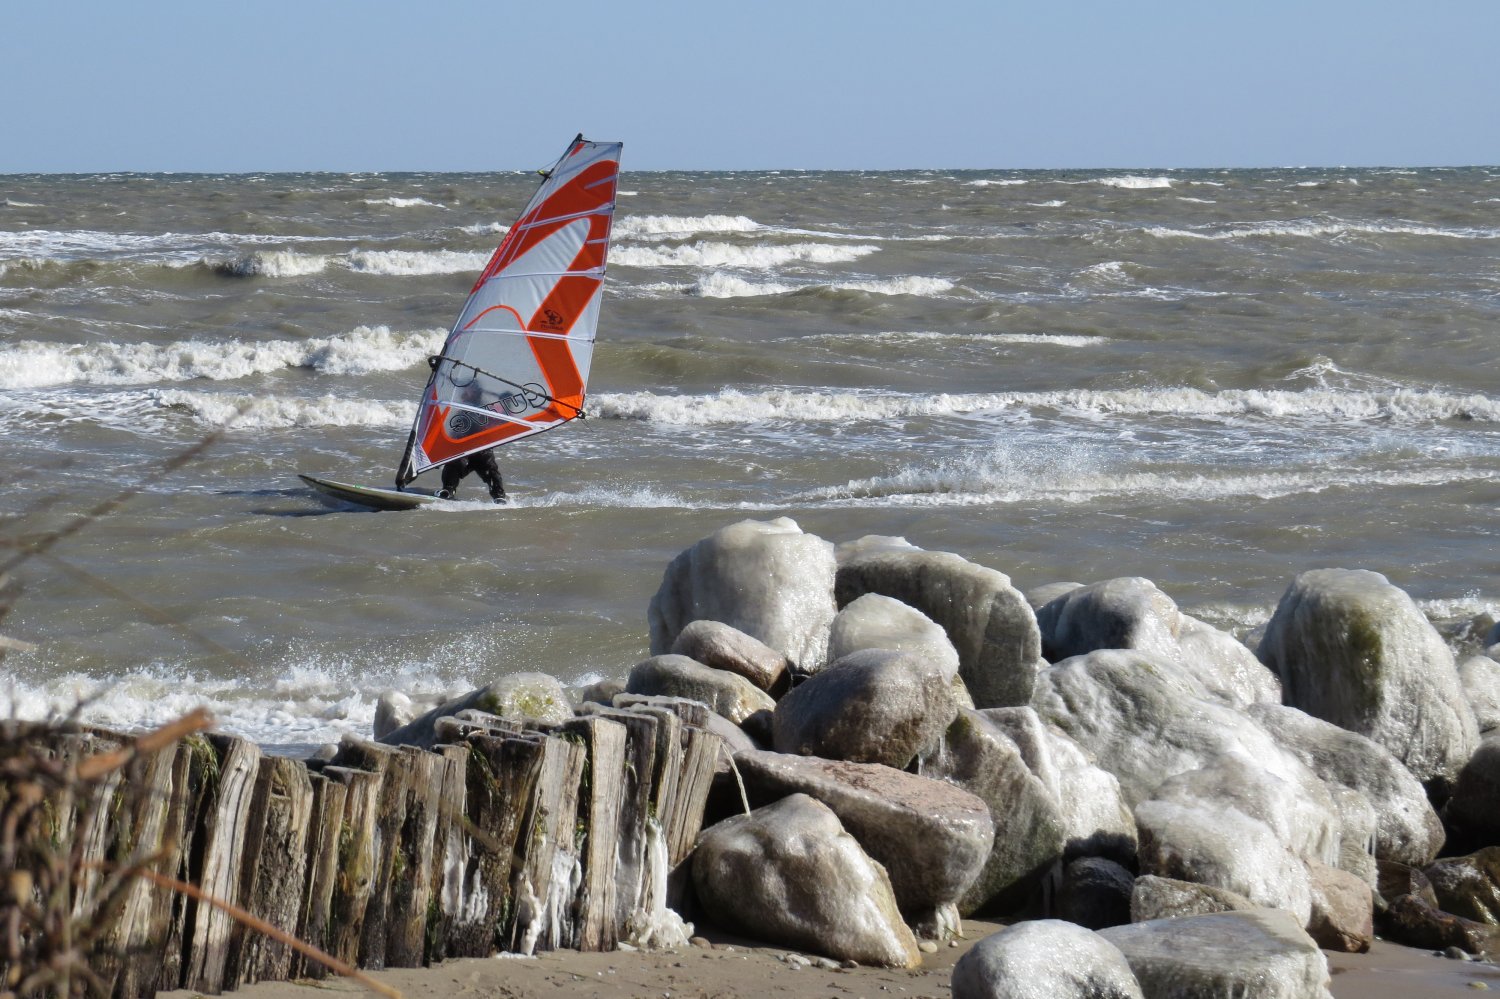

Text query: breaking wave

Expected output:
[362,196,447,209]
[611,241,878,269]
[592,384,1500,426]
[0,326,444,389]
[150,388,414,429]
[615,214,762,238]
[1097,176,1175,190]
[345,249,490,275]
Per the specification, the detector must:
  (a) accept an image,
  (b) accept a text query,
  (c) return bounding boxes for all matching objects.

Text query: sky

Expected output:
[3,0,1497,173]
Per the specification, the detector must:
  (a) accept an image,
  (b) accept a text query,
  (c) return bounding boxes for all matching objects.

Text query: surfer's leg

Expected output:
[475,451,507,502]
[439,459,465,499]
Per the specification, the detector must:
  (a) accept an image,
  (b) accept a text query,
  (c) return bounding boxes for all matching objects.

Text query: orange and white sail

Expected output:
[398,135,622,484]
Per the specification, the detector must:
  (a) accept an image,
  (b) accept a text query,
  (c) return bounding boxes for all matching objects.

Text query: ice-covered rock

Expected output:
[835,544,1041,709]
[1024,581,1083,611]
[983,707,1137,861]
[373,689,417,740]
[625,654,776,724]
[1460,655,1500,734]
[1257,568,1478,793]
[1134,796,1313,923]
[773,648,957,768]
[951,920,1143,999]
[731,749,993,924]
[917,709,1066,915]
[1247,701,1442,867]
[1035,577,1278,707]
[1130,875,1254,922]
[692,794,920,968]
[828,593,960,682]
[649,518,837,668]
[576,676,626,706]
[670,619,791,694]
[1030,649,1305,808]
[378,672,572,749]
[1100,908,1334,999]
[1054,857,1134,930]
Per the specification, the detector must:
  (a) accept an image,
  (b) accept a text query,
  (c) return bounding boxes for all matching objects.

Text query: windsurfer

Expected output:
[439,450,507,503]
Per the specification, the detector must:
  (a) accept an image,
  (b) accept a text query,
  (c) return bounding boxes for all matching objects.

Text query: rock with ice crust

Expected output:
[1459,654,1500,735]
[692,794,920,968]
[1100,908,1334,999]
[835,542,1040,709]
[1035,577,1278,707]
[915,709,1066,915]
[950,919,1143,999]
[1247,701,1443,866]
[648,518,836,669]
[378,672,571,748]
[1256,568,1478,794]
[1130,875,1255,922]
[828,593,961,682]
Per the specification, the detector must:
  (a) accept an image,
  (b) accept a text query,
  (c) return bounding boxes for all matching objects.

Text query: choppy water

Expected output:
[3,167,1498,744]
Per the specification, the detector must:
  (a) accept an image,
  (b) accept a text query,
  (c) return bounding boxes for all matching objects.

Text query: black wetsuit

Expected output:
[440,451,507,502]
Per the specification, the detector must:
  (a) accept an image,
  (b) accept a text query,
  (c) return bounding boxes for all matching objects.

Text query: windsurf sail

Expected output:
[396,135,623,486]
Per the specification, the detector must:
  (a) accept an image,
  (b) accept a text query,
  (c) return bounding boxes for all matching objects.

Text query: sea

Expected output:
[2,166,1498,747]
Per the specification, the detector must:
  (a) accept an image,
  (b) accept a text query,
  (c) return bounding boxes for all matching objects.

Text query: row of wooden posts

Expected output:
[37,696,723,998]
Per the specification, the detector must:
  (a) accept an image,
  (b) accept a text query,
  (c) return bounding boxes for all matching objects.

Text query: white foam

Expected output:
[689,273,795,298]
[1029,200,1067,208]
[968,179,1029,187]
[3,199,43,208]
[0,326,444,389]
[610,241,878,269]
[149,388,414,429]
[346,249,490,275]
[798,455,1494,509]
[1098,176,1174,189]
[591,384,1500,426]
[1177,197,1217,204]
[614,214,761,238]
[835,276,955,296]
[363,196,447,209]
[801,331,1107,348]
[1145,220,1500,241]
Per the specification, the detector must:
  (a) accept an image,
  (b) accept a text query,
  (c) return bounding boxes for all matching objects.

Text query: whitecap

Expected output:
[362,196,447,209]
[1098,176,1174,190]
[611,241,878,270]
[614,214,761,238]
[346,248,490,275]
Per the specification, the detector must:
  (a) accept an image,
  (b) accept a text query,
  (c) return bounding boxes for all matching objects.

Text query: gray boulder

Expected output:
[378,672,572,748]
[1445,733,1500,848]
[951,920,1143,999]
[1100,908,1334,999]
[626,654,776,724]
[731,749,993,924]
[576,676,626,707]
[828,593,960,682]
[917,710,1067,915]
[1130,875,1255,922]
[649,518,837,668]
[1247,702,1443,866]
[1256,568,1478,793]
[670,619,790,694]
[692,794,920,968]
[773,648,957,768]
[1460,655,1500,734]
[1424,847,1500,925]
[1055,857,1135,930]
[1489,620,1500,649]
[835,543,1041,709]
[1177,613,1283,707]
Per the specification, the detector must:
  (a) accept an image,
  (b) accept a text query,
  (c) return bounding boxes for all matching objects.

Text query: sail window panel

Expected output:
[494,216,592,279]
[455,270,580,337]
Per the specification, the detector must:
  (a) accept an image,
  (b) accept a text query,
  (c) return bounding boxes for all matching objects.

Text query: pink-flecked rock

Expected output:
[731,748,993,925]
[1306,859,1374,953]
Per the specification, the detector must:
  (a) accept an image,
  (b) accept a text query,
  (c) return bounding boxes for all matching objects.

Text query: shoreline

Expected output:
[156,921,1500,999]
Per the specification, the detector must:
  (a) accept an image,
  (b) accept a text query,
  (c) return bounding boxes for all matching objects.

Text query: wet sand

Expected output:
[160,921,1500,999]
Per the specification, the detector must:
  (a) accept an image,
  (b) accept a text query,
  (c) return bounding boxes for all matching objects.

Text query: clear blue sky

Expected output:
[3,0,1496,173]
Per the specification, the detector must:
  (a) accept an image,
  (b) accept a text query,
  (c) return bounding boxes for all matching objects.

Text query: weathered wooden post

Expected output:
[182,735,261,995]
[293,770,347,979]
